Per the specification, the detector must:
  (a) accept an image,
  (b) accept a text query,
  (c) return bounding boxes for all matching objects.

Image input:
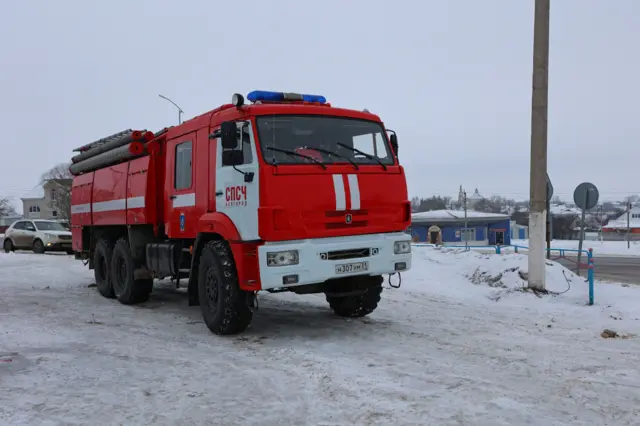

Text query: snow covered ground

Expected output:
[512,239,640,256]
[2,248,640,425]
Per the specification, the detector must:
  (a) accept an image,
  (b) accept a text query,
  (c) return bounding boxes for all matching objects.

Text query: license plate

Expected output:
[335,261,369,275]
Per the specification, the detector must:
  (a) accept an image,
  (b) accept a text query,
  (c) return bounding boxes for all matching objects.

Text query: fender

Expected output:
[187,212,243,305]
[197,212,242,242]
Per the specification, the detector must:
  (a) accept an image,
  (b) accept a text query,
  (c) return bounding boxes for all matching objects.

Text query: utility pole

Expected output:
[463,190,468,250]
[599,205,604,242]
[628,201,632,249]
[546,198,551,259]
[528,0,551,290]
[158,94,184,125]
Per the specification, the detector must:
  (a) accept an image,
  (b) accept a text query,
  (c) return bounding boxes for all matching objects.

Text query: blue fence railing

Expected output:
[412,243,596,305]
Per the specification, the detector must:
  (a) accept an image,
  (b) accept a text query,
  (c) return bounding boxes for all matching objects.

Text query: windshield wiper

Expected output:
[336,142,387,170]
[304,147,359,170]
[266,147,327,169]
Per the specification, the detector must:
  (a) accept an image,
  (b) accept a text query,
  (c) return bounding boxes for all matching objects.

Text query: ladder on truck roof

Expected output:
[72,129,133,153]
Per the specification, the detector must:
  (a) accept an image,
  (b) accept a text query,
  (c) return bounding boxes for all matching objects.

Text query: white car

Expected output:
[3,219,74,254]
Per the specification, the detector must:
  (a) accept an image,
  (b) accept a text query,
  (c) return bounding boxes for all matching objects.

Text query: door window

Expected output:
[12,221,26,230]
[174,141,193,190]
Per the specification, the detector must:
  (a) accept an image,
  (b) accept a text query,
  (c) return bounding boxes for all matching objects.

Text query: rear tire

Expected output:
[3,239,14,253]
[110,238,153,305]
[33,239,45,254]
[94,239,115,298]
[325,275,384,318]
[198,240,253,335]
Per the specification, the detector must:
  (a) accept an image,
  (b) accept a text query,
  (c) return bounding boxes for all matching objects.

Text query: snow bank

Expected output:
[512,238,640,256]
[404,246,640,315]
[2,250,640,425]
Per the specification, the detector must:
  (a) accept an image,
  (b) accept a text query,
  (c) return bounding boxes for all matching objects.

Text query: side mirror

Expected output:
[389,133,398,157]
[222,150,244,166]
[221,121,238,149]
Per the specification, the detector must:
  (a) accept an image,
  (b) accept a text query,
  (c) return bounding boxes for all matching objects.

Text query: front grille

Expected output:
[322,248,370,261]
[58,235,72,240]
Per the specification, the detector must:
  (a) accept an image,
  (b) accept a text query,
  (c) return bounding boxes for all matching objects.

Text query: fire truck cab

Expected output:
[71,90,412,335]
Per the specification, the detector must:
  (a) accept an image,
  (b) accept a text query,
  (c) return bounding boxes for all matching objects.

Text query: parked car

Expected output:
[3,219,73,254]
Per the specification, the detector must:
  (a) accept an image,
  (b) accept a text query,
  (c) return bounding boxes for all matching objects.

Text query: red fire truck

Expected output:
[69,90,412,335]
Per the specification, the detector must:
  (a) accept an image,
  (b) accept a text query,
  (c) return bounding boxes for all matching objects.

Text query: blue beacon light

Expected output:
[247,90,327,104]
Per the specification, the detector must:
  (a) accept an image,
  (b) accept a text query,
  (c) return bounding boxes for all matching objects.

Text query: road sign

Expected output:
[573,182,599,211]
[546,173,554,202]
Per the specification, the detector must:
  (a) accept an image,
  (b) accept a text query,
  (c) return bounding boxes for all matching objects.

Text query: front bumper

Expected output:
[43,239,73,252]
[257,232,412,290]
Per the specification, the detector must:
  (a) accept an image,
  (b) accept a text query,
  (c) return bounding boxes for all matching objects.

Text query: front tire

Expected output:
[326,275,384,318]
[3,238,14,253]
[33,239,45,254]
[110,238,153,305]
[94,238,115,298]
[198,240,253,335]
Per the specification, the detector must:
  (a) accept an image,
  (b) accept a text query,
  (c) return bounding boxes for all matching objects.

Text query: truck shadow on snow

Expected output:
[117,280,394,340]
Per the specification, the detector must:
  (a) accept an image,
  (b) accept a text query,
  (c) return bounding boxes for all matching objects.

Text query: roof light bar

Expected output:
[247,90,326,104]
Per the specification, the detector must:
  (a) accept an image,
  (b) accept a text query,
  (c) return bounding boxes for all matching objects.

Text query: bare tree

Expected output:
[40,163,73,221]
[0,197,18,217]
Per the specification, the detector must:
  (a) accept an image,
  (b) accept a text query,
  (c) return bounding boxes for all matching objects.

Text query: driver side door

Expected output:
[214,121,260,241]
[21,221,38,248]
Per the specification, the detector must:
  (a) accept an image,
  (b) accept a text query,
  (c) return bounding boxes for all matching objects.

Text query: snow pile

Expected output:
[2,250,640,424]
[404,247,585,303]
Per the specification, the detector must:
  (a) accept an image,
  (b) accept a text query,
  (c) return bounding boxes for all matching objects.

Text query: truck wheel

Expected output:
[197,240,253,335]
[110,238,153,305]
[3,239,14,253]
[94,239,115,298]
[326,275,384,318]
[32,239,45,254]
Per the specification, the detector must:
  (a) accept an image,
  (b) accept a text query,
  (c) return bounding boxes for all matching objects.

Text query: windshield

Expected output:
[256,115,394,166]
[34,221,67,231]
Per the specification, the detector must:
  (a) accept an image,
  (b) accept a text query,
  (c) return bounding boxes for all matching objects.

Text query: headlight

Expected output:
[45,233,56,239]
[267,250,299,267]
[394,240,411,254]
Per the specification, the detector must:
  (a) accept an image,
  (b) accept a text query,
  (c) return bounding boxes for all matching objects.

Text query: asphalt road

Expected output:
[554,255,640,285]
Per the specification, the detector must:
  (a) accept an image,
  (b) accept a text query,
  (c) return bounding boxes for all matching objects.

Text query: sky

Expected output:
[1,0,639,212]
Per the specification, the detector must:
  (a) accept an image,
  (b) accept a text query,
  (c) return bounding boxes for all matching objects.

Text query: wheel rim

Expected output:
[35,241,42,251]
[204,266,219,310]
[4,240,11,250]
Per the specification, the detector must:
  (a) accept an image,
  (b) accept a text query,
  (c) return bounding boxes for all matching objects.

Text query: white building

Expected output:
[21,179,72,220]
